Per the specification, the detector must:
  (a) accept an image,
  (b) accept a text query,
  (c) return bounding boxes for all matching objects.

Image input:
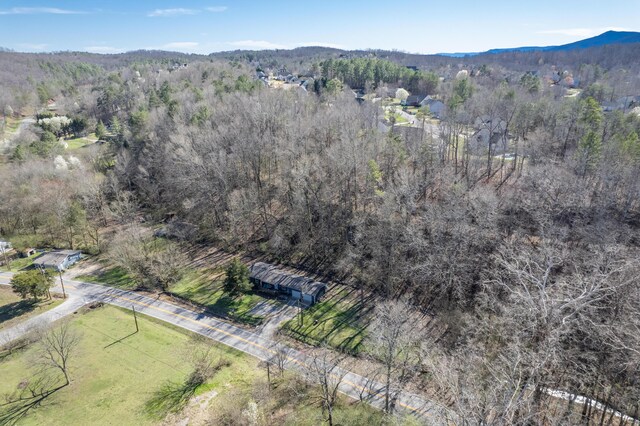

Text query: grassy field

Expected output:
[78,266,269,325]
[282,287,372,354]
[0,305,260,425]
[64,137,94,150]
[385,110,409,124]
[77,265,137,290]
[0,286,63,330]
[0,252,39,272]
[169,269,267,326]
[3,117,21,134]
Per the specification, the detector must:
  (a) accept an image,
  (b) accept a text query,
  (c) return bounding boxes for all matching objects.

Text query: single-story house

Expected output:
[250,262,328,305]
[33,250,82,271]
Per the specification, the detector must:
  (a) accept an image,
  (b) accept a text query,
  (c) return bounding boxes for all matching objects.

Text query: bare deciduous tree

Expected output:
[36,320,81,386]
[367,299,421,413]
[304,347,347,426]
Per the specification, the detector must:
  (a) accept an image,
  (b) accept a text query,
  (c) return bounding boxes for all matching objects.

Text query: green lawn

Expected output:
[404,106,420,115]
[385,110,408,124]
[0,305,260,425]
[0,286,63,330]
[4,117,21,133]
[282,287,371,355]
[382,97,401,106]
[169,270,266,326]
[64,137,93,150]
[0,252,39,272]
[78,266,268,325]
[77,265,136,290]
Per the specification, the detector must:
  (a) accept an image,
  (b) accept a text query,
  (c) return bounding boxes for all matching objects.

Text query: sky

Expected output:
[1,0,639,55]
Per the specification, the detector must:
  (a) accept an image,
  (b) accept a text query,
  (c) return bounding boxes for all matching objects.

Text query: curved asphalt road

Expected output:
[0,271,452,424]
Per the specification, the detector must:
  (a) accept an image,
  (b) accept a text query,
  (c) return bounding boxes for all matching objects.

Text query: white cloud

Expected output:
[148,8,198,17]
[228,40,287,49]
[154,42,200,52]
[226,40,345,51]
[537,27,631,38]
[85,46,124,54]
[205,6,228,12]
[0,7,86,15]
[17,43,48,51]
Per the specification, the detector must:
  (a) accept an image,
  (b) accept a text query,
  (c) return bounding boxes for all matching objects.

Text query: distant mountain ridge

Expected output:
[439,30,640,57]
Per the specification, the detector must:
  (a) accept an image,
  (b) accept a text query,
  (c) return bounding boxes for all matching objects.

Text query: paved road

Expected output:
[0,271,451,423]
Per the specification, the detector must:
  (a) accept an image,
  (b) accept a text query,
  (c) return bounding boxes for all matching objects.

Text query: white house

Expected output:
[33,250,82,271]
[420,96,446,118]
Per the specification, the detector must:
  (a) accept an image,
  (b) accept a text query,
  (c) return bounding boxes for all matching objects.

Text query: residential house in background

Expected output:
[33,250,82,271]
[602,96,640,112]
[402,94,426,107]
[0,241,12,265]
[249,262,328,305]
[420,96,446,118]
[469,116,510,155]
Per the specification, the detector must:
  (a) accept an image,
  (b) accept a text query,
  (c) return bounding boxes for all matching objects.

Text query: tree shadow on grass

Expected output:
[287,296,375,354]
[0,377,66,426]
[144,379,200,420]
[0,300,38,325]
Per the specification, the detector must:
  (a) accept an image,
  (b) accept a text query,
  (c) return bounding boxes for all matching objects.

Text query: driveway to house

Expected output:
[0,271,451,423]
[253,298,299,338]
[397,109,417,125]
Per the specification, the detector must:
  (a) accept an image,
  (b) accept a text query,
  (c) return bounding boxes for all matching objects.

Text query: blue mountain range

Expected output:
[439,30,640,57]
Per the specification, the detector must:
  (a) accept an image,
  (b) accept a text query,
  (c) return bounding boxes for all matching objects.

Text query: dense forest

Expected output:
[1,42,640,424]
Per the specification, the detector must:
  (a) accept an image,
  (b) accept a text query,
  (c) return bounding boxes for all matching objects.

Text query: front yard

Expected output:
[0,286,63,330]
[77,265,136,290]
[282,286,372,355]
[78,264,273,326]
[169,269,273,326]
[0,304,259,425]
[0,250,41,272]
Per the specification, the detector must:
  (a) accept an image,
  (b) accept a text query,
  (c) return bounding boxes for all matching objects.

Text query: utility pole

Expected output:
[132,305,139,332]
[58,270,67,299]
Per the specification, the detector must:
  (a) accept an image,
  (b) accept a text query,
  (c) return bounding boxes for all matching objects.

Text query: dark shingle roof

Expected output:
[250,262,327,297]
